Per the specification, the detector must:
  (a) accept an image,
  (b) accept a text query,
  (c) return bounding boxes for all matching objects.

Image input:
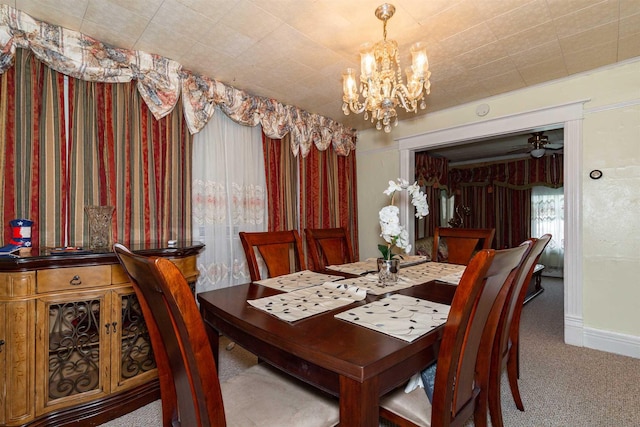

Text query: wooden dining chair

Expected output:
[488,234,552,427]
[432,227,495,265]
[379,242,530,427]
[113,244,339,427]
[239,230,307,281]
[304,227,355,270]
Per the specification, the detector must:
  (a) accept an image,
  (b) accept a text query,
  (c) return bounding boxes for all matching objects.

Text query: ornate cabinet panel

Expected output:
[109,287,156,393]
[0,273,36,426]
[35,290,110,415]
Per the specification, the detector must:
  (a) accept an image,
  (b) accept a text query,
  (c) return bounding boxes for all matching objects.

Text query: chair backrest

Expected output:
[305,227,355,270]
[497,235,552,361]
[114,244,226,427]
[239,230,307,281]
[431,242,530,426]
[433,227,496,265]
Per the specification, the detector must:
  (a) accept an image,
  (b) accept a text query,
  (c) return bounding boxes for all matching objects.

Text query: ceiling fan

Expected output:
[510,131,564,158]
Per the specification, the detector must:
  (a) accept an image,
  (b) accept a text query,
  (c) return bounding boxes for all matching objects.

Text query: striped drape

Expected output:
[458,183,535,248]
[494,185,531,249]
[263,133,298,232]
[263,134,359,262]
[68,80,192,246]
[414,153,449,239]
[299,141,359,262]
[458,185,495,231]
[0,49,66,248]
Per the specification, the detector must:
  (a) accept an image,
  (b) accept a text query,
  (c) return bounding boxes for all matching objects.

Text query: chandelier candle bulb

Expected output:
[360,43,376,78]
[342,68,358,102]
[410,42,429,78]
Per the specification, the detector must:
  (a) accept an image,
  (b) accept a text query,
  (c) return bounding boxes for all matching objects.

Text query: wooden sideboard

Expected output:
[0,243,204,427]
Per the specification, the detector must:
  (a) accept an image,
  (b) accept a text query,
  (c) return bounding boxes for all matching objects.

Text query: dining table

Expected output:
[197,266,460,426]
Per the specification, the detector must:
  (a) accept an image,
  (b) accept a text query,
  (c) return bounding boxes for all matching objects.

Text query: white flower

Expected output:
[383,179,404,196]
[378,178,430,259]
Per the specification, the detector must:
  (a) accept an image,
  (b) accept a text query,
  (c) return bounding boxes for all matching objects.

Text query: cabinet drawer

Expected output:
[111,264,130,284]
[37,266,112,293]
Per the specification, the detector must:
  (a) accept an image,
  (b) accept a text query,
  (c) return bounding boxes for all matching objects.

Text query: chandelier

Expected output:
[342,3,431,133]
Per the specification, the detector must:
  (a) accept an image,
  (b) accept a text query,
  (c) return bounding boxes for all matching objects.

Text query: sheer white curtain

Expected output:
[192,108,267,292]
[531,186,564,275]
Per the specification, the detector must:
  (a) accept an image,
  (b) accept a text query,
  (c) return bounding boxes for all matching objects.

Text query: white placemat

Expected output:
[254,270,343,292]
[326,260,378,275]
[248,282,367,322]
[334,275,418,295]
[400,262,466,285]
[395,255,429,267]
[335,294,450,342]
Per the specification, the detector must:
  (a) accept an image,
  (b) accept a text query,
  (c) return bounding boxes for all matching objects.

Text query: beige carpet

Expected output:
[100,277,640,426]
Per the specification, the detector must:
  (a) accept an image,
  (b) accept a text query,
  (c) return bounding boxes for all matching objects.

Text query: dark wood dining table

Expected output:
[197,275,457,427]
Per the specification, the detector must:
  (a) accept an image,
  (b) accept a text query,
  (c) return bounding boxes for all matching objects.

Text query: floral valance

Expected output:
[0,5,356,157]
[448,153,563,191]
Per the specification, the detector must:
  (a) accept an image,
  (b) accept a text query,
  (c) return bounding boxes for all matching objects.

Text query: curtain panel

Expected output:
[263,134,298,232]
[414,153,449,239]
[0,5,356,158]
[192,110,267,291]
[68,79,192,246]
[299,141,359,268]
[0,49,66,248]
[263,134,359,268]
[494,185,531,249]
[457,184,496,231]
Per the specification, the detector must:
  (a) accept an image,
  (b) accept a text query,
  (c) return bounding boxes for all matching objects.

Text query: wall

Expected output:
[356,59,640,357]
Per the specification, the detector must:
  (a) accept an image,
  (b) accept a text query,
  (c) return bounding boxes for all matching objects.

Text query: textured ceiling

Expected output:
[3,0,639,135]
[2,0,638,163]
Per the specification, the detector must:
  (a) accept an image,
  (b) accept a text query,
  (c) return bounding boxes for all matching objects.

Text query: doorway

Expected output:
[396,101,586,347]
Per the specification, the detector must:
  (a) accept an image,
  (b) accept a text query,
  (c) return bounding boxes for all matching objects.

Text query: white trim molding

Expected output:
[584,327,640,359]
[396,100,588,349]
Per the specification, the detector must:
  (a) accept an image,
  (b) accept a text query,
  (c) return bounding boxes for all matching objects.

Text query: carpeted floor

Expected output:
[100,277,640,426]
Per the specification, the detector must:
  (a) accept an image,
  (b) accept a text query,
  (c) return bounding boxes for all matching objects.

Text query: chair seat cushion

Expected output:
[222,363,339,427]
[380,385,433,427]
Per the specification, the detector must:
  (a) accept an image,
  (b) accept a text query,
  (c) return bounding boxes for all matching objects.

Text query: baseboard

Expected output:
[565,314,640,359]
[583,327,640,359]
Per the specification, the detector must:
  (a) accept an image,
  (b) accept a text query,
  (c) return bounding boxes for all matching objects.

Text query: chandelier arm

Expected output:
[346,99,366,115]
[394,85,419,113]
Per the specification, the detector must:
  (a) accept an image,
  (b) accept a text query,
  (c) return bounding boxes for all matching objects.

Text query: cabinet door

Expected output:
[109,287,157,392]
[35,290,110,415]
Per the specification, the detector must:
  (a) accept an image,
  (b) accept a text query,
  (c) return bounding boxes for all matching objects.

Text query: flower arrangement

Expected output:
[378,178,429,260]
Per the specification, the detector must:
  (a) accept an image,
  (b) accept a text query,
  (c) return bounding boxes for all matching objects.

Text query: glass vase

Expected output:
[377,258,400,286]
[84,205,115,250]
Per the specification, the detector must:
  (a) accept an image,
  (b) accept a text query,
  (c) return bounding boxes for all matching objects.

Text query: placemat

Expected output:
[400,262,466,285]
[326,255,427,276]
[248,282,367,322]
[394,255,429,267]
[326,260,377,275]
[334,275,418,295]
[335,294,450,342]
[254,270,343,292]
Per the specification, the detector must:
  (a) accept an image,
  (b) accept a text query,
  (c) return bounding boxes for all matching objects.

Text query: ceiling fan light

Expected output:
[530,148,546,158]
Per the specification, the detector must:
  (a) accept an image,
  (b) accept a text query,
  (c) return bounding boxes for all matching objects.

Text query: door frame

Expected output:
[396,100,588,346]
